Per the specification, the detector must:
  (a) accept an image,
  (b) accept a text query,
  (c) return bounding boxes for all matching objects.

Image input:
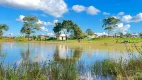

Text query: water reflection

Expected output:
[54,45,82,62]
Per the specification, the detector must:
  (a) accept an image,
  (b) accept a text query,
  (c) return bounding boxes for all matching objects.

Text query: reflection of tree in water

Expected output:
[48,45,83,80]
[54,45,83,62]
[20,43,30,62]
[0,44,7,62]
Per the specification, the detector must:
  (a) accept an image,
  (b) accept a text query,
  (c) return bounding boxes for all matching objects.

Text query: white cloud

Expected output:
[122,13,142,22]
[47,32,55,37]
[118,12,125,16]
[72,5,86,12]
[95,32,108,36]
[16,15,25,22]
[40,27,48,32]
[103,12,110,15]
[53,20,58,24]
[72,5,100,15]
[114,23,130,34]
[0,0,68,17]
[86,6,100,15]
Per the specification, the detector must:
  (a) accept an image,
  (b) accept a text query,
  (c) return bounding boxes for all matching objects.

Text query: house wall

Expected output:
[57,36,66,40]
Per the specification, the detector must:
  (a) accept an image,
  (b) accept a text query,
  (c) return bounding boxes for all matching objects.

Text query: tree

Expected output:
[102,17,120,36]
[86,28,94,36]
[20,15,39,40]
[53,22,63,35]
[72,24,84,42]
[139,33,142,38]
[125,33,132,38]
[0,24,9,38]
[62,20,75,40]
[53,20,75,40]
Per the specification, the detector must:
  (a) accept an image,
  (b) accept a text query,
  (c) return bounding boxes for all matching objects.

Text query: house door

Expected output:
[62,37,63,41]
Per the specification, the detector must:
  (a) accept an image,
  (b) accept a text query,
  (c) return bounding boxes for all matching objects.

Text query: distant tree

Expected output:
[72,24,84,42]
[125,33,132,38]
[20,15,39,40]
[118,32,123,38]
[53,22,63,35]
[102,17,120,36]
[62,20,75,40]
[139,33,142,38]
[86,28,94,36]
[0,24,9,38]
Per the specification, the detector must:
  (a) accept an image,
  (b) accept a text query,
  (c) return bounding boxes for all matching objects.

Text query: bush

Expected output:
[15,36,27,41]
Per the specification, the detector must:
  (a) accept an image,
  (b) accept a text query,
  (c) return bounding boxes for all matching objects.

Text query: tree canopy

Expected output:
[102,17,120,36]
[20,15,40,40]
[0,24,9,38]
[53,20,84,42]
[86,28,94,36]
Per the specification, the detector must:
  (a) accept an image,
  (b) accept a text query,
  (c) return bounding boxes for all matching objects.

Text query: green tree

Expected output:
[53,22,63,35]
[0,24,9,38]
[102,17,120,36]
[86,28,94,36]
[20,15,39,40]
[125,33,132,38]
[72,24,84,42]
[62,20,75,40]
[139,33,142,38]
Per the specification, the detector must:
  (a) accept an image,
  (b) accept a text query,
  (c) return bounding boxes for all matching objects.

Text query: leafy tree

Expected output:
[62,20,75,40]
[86,28,94,36]
[139,33,142,38]
[0,24,9,38]
[20,15,39,40]
[118,32,123,38]
[72,24,84,42]
[53,20,84,42]
[53,20,75,40]
[53,22,63,35]
[102,17,120,36]
[125,33,132,38]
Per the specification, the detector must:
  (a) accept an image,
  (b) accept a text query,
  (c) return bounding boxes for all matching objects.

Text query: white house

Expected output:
[56,34,67,40]
[132,33,139,38]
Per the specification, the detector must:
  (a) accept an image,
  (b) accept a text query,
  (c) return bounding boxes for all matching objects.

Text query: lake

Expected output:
[1,42,138,64]
[0,42,141,80]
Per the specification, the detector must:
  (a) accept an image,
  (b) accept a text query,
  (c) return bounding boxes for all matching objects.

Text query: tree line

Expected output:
[0,15,142,41]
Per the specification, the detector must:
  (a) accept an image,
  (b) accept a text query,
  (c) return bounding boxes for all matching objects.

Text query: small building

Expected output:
[92,34,98,38]
[132,33,139,38]
[38,35,49,40]
[99,35,107,38]
[56,34,67,41]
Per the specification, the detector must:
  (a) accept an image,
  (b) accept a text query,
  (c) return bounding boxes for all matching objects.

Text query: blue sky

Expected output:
[0,0,142,36]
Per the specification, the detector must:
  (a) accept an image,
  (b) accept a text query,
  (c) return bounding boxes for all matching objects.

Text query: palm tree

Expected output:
[102,17,120,36]
[0,24,9,38]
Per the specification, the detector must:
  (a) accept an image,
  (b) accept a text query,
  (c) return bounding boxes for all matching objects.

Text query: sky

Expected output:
[0,0,142,36]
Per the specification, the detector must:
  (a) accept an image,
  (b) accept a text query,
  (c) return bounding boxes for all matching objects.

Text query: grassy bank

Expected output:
[0,37,142,51]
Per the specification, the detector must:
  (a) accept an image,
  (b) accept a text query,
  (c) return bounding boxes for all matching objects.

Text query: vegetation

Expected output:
[102,17,120,36]
[0,24,9,38]
[139,33,142,38]
[53,20,84,42]
[72,24,84,42]
[85,28,94,36]
[20,15,40,40]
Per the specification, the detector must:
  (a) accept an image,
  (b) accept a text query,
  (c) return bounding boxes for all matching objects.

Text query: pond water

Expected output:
[0,42,141,80]
[1,42,138,64]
